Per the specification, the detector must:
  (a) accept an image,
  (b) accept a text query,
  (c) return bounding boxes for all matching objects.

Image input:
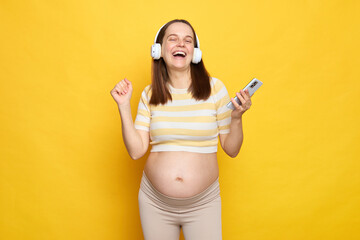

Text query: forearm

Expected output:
[118,103,148,159]
[223,117,244,158]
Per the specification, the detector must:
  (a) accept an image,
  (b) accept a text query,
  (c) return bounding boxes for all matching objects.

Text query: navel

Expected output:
[175,177,184,182]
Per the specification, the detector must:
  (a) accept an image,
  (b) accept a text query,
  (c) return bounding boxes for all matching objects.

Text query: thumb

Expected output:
[124,78,131,85]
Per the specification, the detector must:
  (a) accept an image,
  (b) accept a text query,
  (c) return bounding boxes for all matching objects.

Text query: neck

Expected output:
[167,67,191,89]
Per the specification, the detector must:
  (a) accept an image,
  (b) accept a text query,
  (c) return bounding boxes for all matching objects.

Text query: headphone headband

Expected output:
[153,23,201,48]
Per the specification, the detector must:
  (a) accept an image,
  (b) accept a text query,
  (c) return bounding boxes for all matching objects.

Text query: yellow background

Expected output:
[1,0,359,239]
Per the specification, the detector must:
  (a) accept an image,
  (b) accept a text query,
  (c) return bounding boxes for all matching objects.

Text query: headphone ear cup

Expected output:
[192,48,202,64]
[151,43,162,59]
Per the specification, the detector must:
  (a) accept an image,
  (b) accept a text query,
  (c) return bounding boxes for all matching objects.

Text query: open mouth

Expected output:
[172,51,186,58]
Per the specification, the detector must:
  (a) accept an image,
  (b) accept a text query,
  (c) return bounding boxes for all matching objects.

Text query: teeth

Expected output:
[173,51,186,56]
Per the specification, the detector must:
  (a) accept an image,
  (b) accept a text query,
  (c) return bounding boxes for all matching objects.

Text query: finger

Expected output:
[115,86,124,95]
[236,92,246,105]
[124,78,131,85]
[118,81,128,93]
[240,90,249,102]
[123,79,131,90]
[115,84,128,95]
[119,80,126,88]
[230,97,240,109]
[123,79,131,91]
[231,97,244,111]
[110,88,117,96]
[124,79,133,93]
[231,98,243,111]
[120,79,127,87]
[244,89,251,99]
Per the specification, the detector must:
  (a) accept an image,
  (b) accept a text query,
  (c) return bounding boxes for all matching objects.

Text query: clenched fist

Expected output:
[110,78,133,106]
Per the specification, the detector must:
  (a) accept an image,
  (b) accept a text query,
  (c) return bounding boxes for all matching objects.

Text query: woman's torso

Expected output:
[144,151,219,198]
[137,78,232,198]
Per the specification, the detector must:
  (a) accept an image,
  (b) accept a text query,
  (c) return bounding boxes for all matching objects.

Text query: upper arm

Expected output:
[134,87,151,129]
[134,87,151,138]
[134,87,151,156]
[213,78,232,141]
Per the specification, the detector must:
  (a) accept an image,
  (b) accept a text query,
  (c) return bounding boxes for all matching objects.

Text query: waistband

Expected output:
[140,171,220,210]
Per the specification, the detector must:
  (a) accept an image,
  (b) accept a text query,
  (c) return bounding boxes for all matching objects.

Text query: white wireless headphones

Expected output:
[151,23,202,64]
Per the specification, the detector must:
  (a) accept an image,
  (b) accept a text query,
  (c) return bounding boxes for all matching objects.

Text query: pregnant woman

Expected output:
[110,19,252,240]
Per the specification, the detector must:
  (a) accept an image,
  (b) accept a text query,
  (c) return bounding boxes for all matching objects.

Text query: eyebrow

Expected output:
[167,34,193,39]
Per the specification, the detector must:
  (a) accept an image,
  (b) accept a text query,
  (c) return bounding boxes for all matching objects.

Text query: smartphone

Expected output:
[226,78,263,110]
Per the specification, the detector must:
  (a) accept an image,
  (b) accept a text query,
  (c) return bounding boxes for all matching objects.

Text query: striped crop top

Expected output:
[134,77,232,153]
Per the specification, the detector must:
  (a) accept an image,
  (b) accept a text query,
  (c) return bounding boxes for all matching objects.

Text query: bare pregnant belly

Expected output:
[144,151,219,198]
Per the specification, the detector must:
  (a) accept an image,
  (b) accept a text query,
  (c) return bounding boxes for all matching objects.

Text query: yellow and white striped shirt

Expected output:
[134,77,232,153]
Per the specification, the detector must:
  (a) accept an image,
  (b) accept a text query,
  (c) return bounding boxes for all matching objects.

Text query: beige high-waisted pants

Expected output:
[138,172,222,240]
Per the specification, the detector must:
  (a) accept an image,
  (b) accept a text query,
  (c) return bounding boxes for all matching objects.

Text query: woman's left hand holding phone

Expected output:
[230,89,252,119]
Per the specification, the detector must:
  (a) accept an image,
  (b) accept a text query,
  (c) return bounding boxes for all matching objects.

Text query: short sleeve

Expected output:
[134,86,151,132]
[212,78,231,134]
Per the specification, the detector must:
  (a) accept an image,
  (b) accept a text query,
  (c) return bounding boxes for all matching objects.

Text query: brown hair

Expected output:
[149,19,211,105]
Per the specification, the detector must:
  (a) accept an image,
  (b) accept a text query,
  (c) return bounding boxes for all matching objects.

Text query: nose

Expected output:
[177,39,185,47]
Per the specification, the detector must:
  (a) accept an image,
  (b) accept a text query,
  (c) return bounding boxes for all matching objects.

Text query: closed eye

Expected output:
[168,35,178,42]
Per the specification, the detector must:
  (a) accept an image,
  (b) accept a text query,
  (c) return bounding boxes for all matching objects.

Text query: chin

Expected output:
[172,61,191,69]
